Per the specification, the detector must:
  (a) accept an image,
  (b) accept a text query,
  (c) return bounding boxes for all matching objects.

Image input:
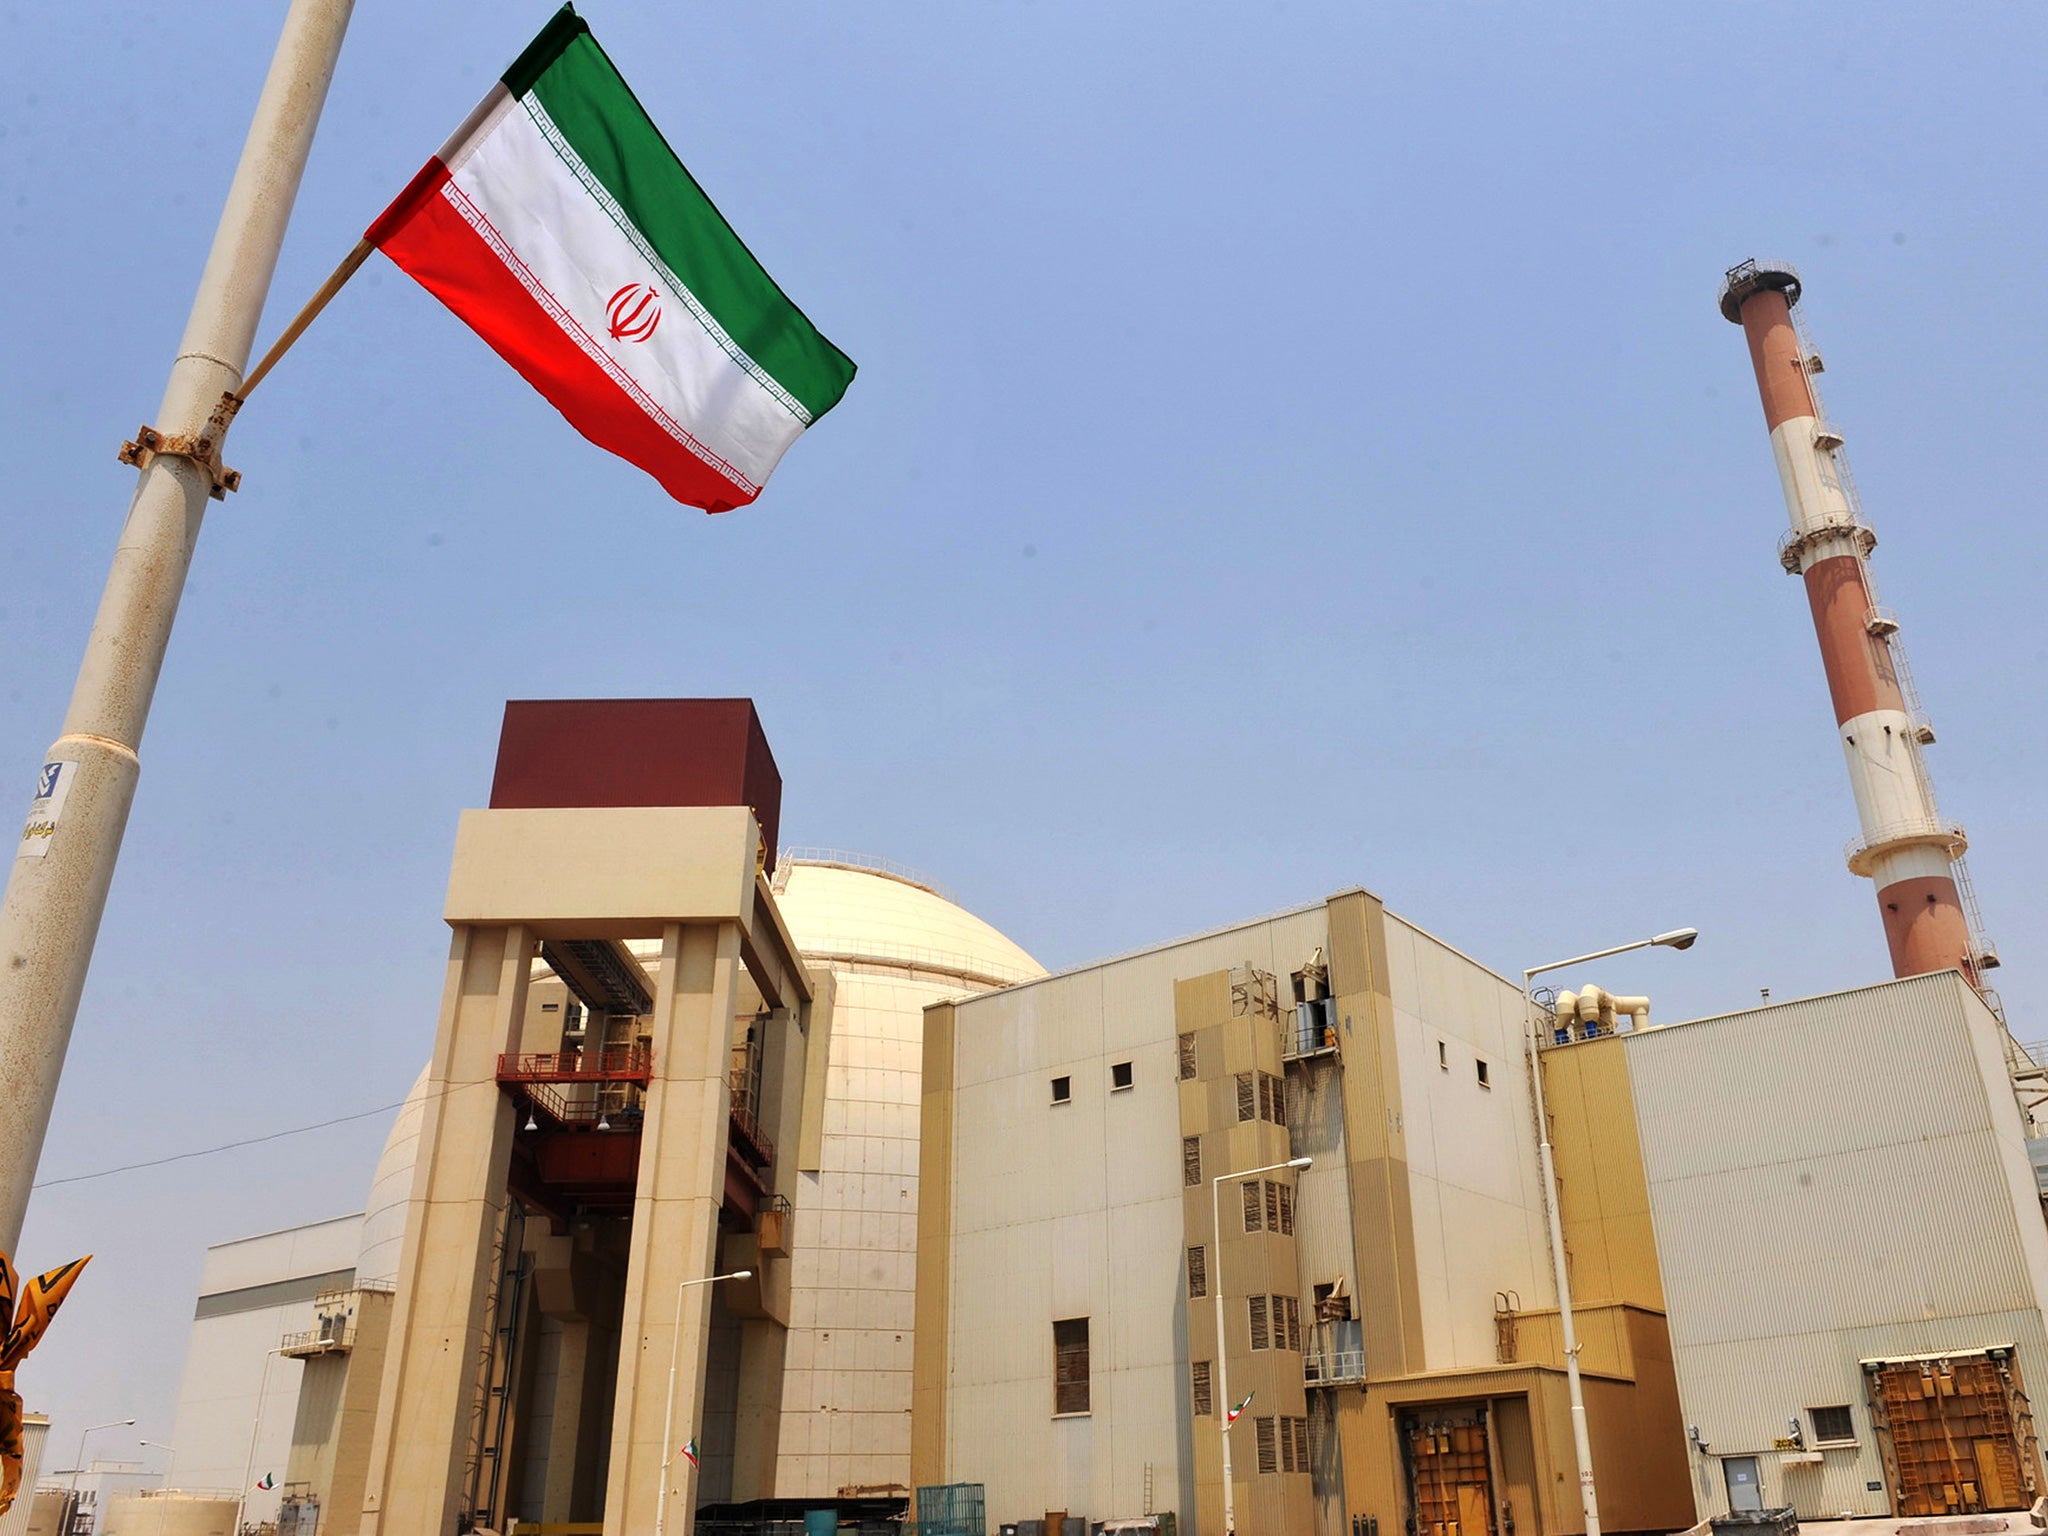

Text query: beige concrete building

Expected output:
[1546,971,2048,1522]
[164,1213,366,1526]
[913,887,1691,1536]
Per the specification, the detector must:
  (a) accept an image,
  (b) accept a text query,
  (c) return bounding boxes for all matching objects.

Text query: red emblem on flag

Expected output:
[606,283,662,343]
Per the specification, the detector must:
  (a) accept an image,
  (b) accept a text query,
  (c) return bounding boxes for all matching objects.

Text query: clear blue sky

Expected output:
[5,0,2044,1465]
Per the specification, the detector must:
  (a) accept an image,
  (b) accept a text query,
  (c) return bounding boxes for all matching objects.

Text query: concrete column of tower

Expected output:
[604,919,743,1535]
[1721,264,1976,984]
[358,922,535,1535]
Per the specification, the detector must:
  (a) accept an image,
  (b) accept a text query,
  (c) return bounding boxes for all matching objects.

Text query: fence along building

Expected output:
[912,887,1692,1536]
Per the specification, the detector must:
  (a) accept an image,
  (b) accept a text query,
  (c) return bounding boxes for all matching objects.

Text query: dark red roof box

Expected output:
[489,699,781,869]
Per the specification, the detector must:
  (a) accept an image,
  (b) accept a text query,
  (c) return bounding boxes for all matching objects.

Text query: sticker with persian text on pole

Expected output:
[17,760,79,859]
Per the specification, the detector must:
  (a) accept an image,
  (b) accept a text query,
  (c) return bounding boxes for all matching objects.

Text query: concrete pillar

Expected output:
[541,1316,594,1519]
[731,1320,789,1501]
[603,920,743,1534]
[358,922,532,1535]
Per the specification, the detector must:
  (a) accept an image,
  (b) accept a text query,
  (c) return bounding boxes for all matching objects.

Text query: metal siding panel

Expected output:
[1621,973,2048,1518]
[1292,1067,1352,1293]
[1382,916,1553,1369]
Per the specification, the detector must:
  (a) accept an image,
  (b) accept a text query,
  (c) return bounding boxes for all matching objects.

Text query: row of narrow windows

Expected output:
[1057,1304,1310,1420]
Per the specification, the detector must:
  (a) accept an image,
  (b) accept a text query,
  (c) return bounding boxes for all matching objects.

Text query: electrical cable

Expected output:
[31,1078,482,1190]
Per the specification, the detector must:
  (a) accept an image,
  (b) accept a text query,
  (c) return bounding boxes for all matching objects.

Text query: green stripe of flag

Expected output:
[507,10,856,421]
[501,5,586,97]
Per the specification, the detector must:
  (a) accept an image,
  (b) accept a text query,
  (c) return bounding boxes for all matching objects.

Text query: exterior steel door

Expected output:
[1723,1456,1763,1514]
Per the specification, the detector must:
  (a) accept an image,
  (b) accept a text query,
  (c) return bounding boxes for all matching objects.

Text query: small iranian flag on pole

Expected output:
[367,5,855,511]
[1225,1392,1253,1426]
[680,1437,700,1469]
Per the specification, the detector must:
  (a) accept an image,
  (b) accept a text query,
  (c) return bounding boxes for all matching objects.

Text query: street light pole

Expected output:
[233,1337,341,1533]
[1522,927,1696,1536]
[653,1268,753,1536]
[0,0,357,1258]
[67,1417,134,1533]
[1211,1156,1310,1536]
[139,1441,176,1536]
[234,1345,293,1536]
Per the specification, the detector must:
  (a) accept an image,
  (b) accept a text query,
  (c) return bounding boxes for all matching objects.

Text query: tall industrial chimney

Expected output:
[1718,259,1995,986]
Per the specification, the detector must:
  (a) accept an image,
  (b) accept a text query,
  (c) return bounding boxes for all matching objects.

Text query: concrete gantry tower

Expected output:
[1719,260,1995,985]
[356,700,828,1536]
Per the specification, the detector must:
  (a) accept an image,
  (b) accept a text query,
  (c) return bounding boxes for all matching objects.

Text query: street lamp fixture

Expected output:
[67,1418,136,1494]
[1521,927,1698,1536]
[140,1443,177,1536]
[653,1268,754,1536]
[1211,1155,1311,1536]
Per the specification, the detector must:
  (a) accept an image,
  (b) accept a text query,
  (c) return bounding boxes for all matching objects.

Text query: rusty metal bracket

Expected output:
[117,392,245,500]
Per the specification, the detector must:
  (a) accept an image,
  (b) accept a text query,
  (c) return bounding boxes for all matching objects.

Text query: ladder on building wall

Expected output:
[466,1200,530,1530]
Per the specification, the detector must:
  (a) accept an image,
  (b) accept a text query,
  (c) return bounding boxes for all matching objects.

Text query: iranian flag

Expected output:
[367,5,855,512]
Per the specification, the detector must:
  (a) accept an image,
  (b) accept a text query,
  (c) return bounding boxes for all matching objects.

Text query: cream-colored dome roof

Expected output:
[356,1065,429,1287]
[772,856,1042,987]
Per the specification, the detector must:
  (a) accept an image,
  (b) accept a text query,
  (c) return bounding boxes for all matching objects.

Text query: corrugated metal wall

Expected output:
[1621,972,2048,1519]
[0,1419,47,1536]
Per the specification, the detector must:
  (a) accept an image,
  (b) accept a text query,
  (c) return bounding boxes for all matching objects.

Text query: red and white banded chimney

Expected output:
[1718,259,1995,986]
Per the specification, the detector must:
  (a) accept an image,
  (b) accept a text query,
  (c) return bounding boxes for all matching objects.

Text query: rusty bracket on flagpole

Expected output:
[117,392,245,500]
[114,234,372,499]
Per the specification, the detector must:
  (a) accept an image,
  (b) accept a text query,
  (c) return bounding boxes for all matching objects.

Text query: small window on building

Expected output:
[1810,1404,1855,1443]
[1236,1072,1255,1122]
[1191,1359,1213,1417]
[1476,1058,1491,1089]
[1182,1135,1203,1187]
[1179,1032,1198,1080]
[1265,1180,1281,1232]
[1256,1416,1279,1474]
[1249,1295,1270,1350]
[1051,1075,1071,1105]
[1243,1180,1264,1232]
[1292,1416,1310,1473]
[1280,1414,1296,1473]
[1111,1060,1134,1091]
[1053,1318,1090,1415]
[1277,1181,1295,1236]
[1438,1040,1448,1070]
[1187,1245,1207,1299]
[1284,1295,1302,1351]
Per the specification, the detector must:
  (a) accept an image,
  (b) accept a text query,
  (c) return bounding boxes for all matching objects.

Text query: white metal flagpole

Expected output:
[0,0,356,1256]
